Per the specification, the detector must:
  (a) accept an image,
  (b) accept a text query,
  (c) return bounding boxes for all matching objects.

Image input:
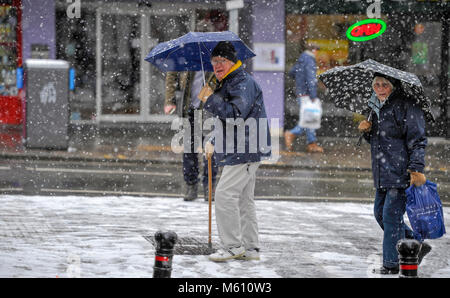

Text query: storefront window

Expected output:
[285,0,449,137]
[285,14,364,134]
[55,2,228,122]
[0,0,21,125]
[148,14,191,115]
[148,9,228,116]
[406,22,442,118]
[101,13,141,115]
[447,18,450,138]
[56,7,96,121]
[0,3,18,96]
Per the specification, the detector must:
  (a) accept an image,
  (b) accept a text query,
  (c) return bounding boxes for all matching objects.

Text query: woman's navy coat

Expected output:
[363,89,427,189]
[204,67,271,166]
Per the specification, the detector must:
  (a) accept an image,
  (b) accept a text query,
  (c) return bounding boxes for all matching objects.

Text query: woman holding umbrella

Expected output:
[358,73,432,275]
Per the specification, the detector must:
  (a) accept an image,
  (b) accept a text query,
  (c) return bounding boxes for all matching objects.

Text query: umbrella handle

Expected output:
[198,42,206,86]
[356,111,373,147]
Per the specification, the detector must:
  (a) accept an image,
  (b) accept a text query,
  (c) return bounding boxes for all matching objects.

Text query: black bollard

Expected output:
[153,230,178,278]
[396,239,421,278]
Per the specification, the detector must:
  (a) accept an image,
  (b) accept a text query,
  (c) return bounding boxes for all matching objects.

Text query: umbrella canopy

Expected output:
[318,59,434,123]
[145,31,255,73]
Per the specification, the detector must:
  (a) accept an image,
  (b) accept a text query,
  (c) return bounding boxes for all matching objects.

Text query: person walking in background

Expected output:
[284,43,324,153]
[198,41,271,262]
[358,74,432,275]
[165,70,218,202]
[164,19,218,202]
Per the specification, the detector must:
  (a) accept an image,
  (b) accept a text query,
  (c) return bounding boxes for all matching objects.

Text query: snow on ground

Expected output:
[0,195,449,278]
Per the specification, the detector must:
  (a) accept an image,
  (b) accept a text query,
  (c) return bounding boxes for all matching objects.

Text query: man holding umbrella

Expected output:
[145,31,269,261]
[198,41,271,262]
[358,73,432,275]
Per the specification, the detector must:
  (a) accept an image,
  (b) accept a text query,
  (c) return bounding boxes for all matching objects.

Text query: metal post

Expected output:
[153,231,177,278]
[226,0,244,35]
[229,9,239,35]
[441,12,449,138]
[396,239,421,278]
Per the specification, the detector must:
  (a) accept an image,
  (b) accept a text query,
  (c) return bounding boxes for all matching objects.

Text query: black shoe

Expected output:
[372,266,399,275]
[418,242,432,265]
[184,183,198,201]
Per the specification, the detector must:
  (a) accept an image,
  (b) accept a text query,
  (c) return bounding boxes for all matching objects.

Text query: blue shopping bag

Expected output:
[405,180,446,241]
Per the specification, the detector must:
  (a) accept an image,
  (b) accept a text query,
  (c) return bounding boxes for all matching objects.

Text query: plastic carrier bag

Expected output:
[299,96,322,129]
[405,180,446,241]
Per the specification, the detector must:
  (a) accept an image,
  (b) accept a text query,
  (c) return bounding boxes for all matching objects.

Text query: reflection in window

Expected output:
[56,9,96,120]
[0,4,18,96]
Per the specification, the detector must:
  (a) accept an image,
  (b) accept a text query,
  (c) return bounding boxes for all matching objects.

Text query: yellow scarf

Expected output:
[221,60,242,81]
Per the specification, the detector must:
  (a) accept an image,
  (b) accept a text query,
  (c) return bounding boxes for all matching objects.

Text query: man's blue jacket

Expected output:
[289,51,318,98]
[204,66,271,166]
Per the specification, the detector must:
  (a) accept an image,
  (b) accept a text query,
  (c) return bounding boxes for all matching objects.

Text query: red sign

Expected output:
[351,23,382,37]
[346,19,387,42]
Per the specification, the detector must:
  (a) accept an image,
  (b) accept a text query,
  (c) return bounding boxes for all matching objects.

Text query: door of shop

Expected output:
[95,3,192,123]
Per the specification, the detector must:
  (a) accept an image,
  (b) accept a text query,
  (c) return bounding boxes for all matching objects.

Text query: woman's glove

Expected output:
[410,171,426,187]
[358,120,372,133]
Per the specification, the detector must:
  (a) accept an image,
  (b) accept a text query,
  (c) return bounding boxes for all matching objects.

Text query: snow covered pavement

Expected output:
[0,195,449,278]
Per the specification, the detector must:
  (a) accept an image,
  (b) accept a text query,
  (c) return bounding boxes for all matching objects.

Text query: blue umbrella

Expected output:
[144,31,255,76]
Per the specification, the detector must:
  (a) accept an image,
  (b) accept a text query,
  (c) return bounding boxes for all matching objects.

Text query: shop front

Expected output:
[6,0,447,137]
[4,0,283,132]
[285,0,449,137]
[55,0,229,124]
[0,0,22,125]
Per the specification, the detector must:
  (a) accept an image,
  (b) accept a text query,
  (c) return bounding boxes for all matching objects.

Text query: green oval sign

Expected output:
[346,19,387,42]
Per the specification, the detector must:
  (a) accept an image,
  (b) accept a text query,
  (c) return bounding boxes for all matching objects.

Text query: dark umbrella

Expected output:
[145,31,255,85]
[318,59,434,123]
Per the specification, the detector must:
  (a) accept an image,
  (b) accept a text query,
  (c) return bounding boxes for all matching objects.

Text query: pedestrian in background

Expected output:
[284,43,324,153]
[198,41,271,262]
[358,74,432,275]
[164,20,218,202]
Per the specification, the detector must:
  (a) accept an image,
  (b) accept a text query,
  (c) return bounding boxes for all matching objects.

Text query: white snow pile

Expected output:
[0,195,449,278]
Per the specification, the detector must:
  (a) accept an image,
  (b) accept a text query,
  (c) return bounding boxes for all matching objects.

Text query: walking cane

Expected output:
[207,153,213,250]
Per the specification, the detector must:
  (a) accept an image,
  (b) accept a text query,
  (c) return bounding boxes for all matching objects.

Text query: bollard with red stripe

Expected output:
[396,239,421,278]
[153,231,178,278]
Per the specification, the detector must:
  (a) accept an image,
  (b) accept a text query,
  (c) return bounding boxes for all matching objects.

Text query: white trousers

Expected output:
[214,162,260,250]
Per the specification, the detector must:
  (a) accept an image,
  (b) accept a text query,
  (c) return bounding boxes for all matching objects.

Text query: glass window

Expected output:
[100,13,141,115]
[0,3,18,96]
[56,7,96,121]
[285,4,447,136]
[148,14,190,115]
[285,14,363,134]
[149,9,228,116]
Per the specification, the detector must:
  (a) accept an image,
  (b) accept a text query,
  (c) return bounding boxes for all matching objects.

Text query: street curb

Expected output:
[2,151,448,174]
